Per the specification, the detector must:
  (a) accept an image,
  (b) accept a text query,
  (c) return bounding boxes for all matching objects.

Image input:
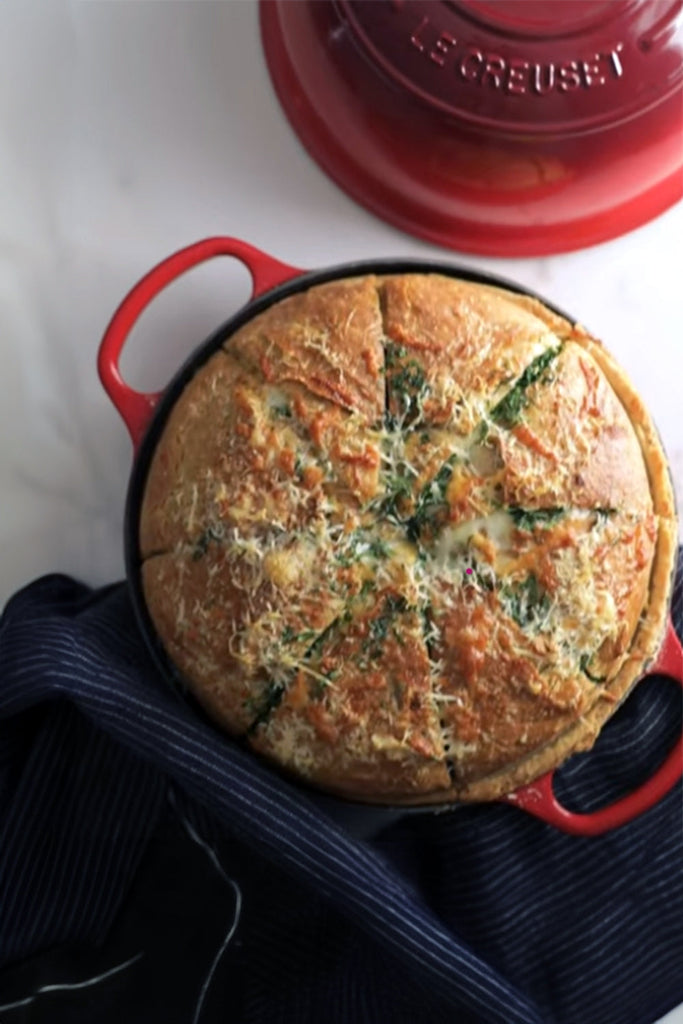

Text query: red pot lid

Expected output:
[260,0,683,256]
[340,0,683,134]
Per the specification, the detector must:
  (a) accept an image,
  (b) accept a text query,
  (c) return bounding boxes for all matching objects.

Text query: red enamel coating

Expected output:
[260,0,683,256]
[97,237,302,450]
[504,619,683,835]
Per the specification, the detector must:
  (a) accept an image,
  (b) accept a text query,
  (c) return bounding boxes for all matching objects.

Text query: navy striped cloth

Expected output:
[0,561,681,1024]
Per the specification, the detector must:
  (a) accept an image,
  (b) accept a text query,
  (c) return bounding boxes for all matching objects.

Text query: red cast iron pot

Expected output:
[260,0,683,256]
[98,237,683,836]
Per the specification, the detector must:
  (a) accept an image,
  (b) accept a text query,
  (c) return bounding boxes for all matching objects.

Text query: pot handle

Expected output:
[97,237,304,449]
[503,618,683,835]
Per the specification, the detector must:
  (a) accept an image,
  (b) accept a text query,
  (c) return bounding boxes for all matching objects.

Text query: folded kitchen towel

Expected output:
[0,558,681,1024]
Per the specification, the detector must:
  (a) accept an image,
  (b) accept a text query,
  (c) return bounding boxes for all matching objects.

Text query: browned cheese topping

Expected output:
[139,274,673,803]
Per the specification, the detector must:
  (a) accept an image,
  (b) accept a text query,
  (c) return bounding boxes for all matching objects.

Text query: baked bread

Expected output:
[139,273,676,803]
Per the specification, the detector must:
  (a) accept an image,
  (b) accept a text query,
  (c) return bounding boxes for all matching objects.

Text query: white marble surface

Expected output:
[0,2,681,1019]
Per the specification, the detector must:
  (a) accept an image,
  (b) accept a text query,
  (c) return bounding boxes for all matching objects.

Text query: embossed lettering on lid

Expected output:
[261,0,683,254]
[337,0,683,133]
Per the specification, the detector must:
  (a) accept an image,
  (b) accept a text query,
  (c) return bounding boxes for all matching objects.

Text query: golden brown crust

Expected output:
[381,274,560,434]
[474,284,574,337]
[492,343,653,514]
[138,272,676,805]
[428,509,656,786]
[140,351,384,559]
[250,597,452,799]
[227,275,385,424]
[142,537,345,734]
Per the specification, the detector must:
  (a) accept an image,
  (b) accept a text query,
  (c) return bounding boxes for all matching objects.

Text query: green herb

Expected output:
[385,342,407,368]
[368,538,390,559]
[248,615,348,729]
[407,453,458,540]
[432,455,459,496]
[579,653,608,684]
[490,346,561,428]
[281,625,318,645]
[391,360,426,394]
[304,616,342,661]
[368,616,391,648]
[335,530,391,567]
[509,507,565,531]
[473,420,489,443]
[363,595,409,657]
[246,680,286,734]
[595,507,617,524]
[372,466,413,523]
[191,523,223,560]
[334,532,363,567]
[360,579,374,598]
[334,549,356,569]
[272,403,292,419]
[385,344,430,423]
[501,573,550,630]
[465,562,496,592]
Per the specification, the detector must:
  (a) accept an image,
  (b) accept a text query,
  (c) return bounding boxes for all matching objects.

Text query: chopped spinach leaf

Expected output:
[363,595,409,657]
[465,562,496,592]
[385,342,408,368]
[490,346,561,428]
[368,538,390,559]
[384,409,399,432]
[385,344,430,422]
[391,360,426,395]
[248,615,349,729]
[192,523,224,560]
[501,573,551,630]
[246,681,286,733]
[304,616,343,661]
[579,653,608,684]
[335,529,391,567]
[407,453,458,540]
[281,625,318,645]
[334,532,366,567]
[473,420,489,443]
[373,467,413,523]
[509,507,565,530]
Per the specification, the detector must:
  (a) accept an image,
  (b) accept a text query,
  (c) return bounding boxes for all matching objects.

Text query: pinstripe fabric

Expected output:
[0,563,681,1024]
